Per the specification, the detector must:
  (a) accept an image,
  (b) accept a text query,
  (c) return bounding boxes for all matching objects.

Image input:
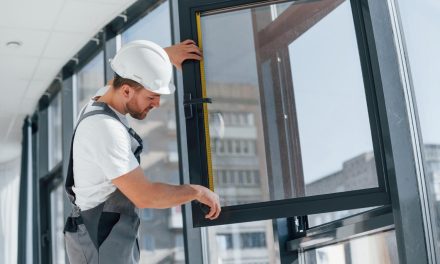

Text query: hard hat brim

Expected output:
[148,83,176,95]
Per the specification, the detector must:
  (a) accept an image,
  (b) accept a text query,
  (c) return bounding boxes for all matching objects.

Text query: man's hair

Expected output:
[112,73,143,90]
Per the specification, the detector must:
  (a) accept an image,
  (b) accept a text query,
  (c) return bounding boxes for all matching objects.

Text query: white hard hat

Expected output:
[110,40,175,95]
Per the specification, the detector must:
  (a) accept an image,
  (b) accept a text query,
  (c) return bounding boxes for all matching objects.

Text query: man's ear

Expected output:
[120,84,132,98]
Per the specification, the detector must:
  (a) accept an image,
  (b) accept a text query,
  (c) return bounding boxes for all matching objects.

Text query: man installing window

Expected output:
[64,39,220,264]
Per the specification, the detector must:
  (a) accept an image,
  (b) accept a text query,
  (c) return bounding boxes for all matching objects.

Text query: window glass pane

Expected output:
[48,93,62,169]
[121,2,184,263]
[50,183,65,264]
[303,230,398,264]
[121,1,171,48]
[397,0,440,260]
[76,51,104,116]
[205,220,279,264]
[308,206,378,228]
[200,0,378,207]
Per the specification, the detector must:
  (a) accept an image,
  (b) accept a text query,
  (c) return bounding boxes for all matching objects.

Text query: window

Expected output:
[50,183,65,264]
[48,93,62,169]
[216,233,234,250]
[201,0,378,204]
[308,206,378,228]
[142,235,155,251]
[76,51,104,117]
[205,221,278,263]
[240,232,267,249]
[141,209,153,221]
[121,0,171,47]
[179,0,389,227]
[303,230,398,263]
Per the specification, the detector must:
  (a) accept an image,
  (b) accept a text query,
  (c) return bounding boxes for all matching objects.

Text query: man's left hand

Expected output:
[164,39,203,70]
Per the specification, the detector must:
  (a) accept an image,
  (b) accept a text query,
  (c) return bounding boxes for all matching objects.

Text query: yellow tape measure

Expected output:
[196,12,214,191]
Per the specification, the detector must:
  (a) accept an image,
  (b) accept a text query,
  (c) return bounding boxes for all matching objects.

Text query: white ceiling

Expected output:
[0,0,137,162]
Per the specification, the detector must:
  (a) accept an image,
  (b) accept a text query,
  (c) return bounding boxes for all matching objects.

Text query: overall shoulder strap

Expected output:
[65,101,143,206]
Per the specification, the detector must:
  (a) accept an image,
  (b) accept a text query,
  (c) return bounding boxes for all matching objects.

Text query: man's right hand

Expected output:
[191,185,221,220]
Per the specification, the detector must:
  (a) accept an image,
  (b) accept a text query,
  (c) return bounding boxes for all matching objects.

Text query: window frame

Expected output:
[178,0,392,227]
[39,163,63,264]
[286,206,395,253]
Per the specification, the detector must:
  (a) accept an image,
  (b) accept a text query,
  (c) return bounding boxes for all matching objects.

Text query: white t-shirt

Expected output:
[72,91,140,210]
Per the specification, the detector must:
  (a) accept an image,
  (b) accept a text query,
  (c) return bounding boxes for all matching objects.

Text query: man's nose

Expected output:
[153,98,160,107]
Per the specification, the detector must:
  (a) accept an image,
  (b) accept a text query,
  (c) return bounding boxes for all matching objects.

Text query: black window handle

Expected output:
[183,97,212,106]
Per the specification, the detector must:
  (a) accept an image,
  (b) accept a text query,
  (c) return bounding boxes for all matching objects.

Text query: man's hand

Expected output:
[191,185,221,220]
[164,39,203,70]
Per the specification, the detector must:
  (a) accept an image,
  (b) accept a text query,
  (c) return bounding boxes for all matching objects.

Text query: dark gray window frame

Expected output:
[287,206,394,252]
[17,116,35,264]
[178,0,391,228]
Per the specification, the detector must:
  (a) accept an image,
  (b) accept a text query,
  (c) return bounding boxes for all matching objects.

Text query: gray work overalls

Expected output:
[64,101,143,264]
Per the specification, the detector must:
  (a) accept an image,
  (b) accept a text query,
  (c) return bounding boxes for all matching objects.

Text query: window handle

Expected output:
[183,97,212,106]
[184,93,212,119]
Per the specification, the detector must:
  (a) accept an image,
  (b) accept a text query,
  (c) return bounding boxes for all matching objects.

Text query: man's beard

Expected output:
[126,99,149,120]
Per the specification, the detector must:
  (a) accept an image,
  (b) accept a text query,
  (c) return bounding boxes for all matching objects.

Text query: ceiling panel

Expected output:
[18,98,38,115]
[43,31,87,59]
[0,55,39,79]
[0,0,64,30]
[0,92,27,114]
[0,140,21,162]
[23,80,50,100]
[0,116,10,139]
[6,114,26,143]
[33,57,65,81]
[1,79,29,100]
[0,28,51,57]
[54,1,120,33]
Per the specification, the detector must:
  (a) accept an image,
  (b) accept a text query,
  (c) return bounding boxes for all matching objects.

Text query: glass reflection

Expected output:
[205,220,279,264]
[200,0,378,208]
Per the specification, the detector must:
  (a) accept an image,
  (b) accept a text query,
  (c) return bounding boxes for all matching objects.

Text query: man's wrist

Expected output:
[186,184,203,200]
[163,47,176,67]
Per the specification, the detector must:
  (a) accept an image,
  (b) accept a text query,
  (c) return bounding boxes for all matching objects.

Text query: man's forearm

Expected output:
[138,182,201,209]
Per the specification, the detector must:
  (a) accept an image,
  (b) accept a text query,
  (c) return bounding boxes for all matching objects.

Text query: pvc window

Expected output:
[179,0,391,227]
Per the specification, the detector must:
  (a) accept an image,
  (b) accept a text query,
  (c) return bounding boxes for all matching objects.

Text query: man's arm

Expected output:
[112,166,221,220]
[106,39,200,84]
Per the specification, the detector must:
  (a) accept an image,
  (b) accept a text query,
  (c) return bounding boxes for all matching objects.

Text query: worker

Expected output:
[64,39,221,264]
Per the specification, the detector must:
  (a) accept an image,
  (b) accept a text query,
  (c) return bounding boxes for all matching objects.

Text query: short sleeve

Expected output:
[83,116,139,180]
